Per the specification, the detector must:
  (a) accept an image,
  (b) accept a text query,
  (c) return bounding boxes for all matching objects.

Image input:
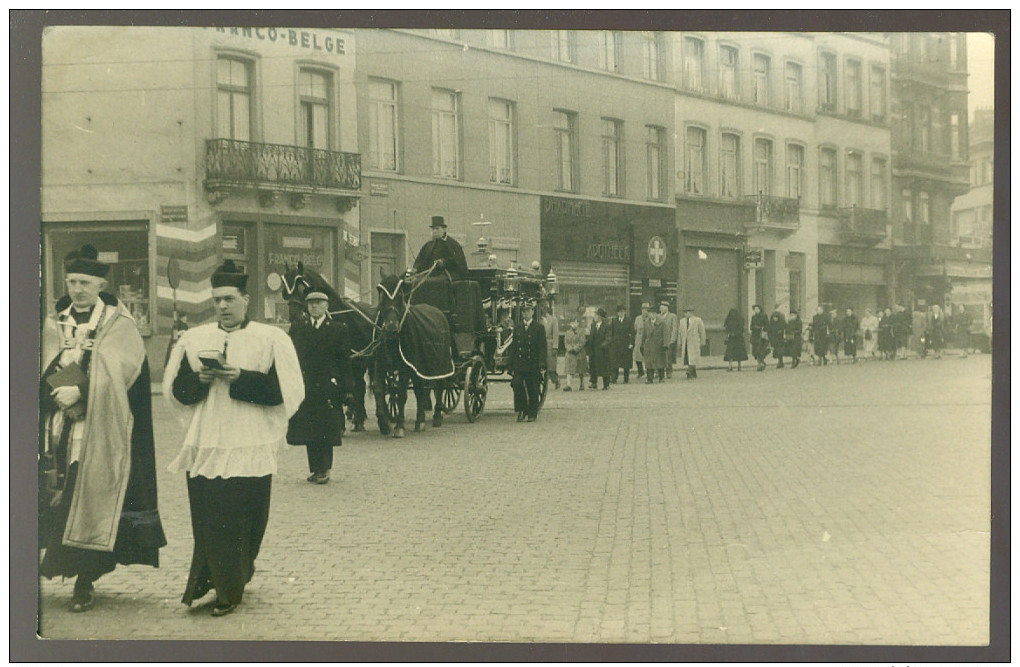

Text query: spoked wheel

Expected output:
[384,370,401,422]
[463,357,488,423]
[440,383,462,414]
[537,369,551,411]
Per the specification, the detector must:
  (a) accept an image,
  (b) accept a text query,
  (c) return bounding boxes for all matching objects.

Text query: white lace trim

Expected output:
[168,441,278,479]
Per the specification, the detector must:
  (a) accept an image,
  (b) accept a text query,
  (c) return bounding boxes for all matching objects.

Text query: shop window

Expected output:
[369,79,399,171]
[263,224,336,324]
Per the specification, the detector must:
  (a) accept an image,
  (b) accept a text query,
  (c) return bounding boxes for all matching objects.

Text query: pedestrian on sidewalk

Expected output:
[164,261,304,617]
[723,307,748,372]
[609,304,635,384]
[39,244,166,613]
[750,304,770,371]
[926,304,947,359]
[786,310,804,368]
[811,306,831,366]
[861,308,879,358]
[641,310,667,383]
[562,317,588,391]
[586,307,613,390]
[632,302,650,379]
[768,305,787,369]
[893,304,911,359]
[286,291,354,485]
[678,305,706,379]
[878,307,895,360]
[842,307,860,363]
[540,301,560,390]
[509,301,547,421]
[658,301,678,379]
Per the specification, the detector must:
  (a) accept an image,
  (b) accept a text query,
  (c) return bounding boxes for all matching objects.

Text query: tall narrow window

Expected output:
[369,79,398,171]
[488,99,514,185]
[486,29,512,49]
[870,66,886,122]
[753,138,773,196]
[554,110,577,192]
[642,32,661,81]
[819,52,837,111]
[719,45,738,99]
[950,112,962,159]
[918,105,931,152]
[819,148,837,209]
[551,30,576,63]
[786,144,804,199]
[685,126,706,195]
[846,151,863,207]
[901,189,913,223]
[646,126,664,200]
[871,157,887,209]
[918,191,930,225]
[217,56,252,141]
[298,69,331,149]
[784,62,802,112]
[846,60,862,117]
[598,31,622,72]
[431,89,459,179]
[683,37,705,90]
[720,133,740,198]
[752,54,770,106]
[602,118,623,196]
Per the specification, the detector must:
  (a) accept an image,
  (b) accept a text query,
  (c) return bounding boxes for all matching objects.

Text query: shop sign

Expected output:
[370,182,389,197]
[160,205,188,223]
[648,278,661,288]
[744,248,763,269]
[586,243,630,261]
[647,236,667,267]
[208,26,348,56]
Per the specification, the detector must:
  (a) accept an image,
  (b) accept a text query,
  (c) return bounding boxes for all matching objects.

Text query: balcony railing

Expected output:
[837,205,888,245]
[745,194,800,233]
[205,138,361,193]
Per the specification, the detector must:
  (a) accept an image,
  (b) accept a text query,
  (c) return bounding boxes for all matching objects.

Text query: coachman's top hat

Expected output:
[64,244,110,278]
[210,260,248,291]
[430,215,447,228]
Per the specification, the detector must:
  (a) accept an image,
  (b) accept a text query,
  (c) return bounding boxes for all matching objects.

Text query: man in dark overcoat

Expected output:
[509,301,547,422]
[412,215,468,280]
[287,291,354,484]
[608,304,635,384]
[810,305,831,365]
[768,305,787,369]
[786,309,804,368]
[586,308,614,390]
[750,304,770,371]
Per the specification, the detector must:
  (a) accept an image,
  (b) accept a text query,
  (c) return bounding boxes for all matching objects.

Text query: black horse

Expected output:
[373,272,454,437]
[281,263,374,432]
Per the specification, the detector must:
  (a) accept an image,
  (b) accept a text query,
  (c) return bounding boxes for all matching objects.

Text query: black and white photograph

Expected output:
[15,10,1006,662]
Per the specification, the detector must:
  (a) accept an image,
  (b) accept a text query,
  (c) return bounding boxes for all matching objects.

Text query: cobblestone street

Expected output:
[38,354,992,645]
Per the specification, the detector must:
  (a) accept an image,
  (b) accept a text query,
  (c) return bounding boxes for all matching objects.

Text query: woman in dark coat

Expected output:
[785,310,804,368]
[842,308,860,362]
[810,306,831,365]
[287,294,353,484]
[723,307,748,371]
[877,307,895,360]
[749,305,770,371]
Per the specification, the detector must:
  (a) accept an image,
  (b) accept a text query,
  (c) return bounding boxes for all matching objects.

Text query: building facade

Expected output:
[42,26,362,378]
[670,32,893,350]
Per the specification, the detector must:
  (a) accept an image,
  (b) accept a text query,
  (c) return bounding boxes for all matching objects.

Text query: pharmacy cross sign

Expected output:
[648,236,667,268]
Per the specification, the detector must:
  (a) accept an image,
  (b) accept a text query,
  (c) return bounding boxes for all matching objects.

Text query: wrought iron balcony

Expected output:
[838,206,888,245]
[745,194,800,233]
[205,138,361,197]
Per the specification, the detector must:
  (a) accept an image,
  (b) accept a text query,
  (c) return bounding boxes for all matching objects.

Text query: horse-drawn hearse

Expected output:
[282,262,551,438]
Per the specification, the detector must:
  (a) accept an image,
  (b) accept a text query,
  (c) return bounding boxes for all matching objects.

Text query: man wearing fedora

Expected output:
[412,215,468,280]
[40,244,166,612]
[286,291,354,485]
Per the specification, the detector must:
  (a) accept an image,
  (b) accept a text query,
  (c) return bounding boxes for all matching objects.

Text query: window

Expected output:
[554,110,577,192]
[871,157,887,209]
[819,148,837,209]
[870,66,886,122]
[918,105,931,152]
[752,54,770,106]
[642,32,661,80]
[431,89,459,179]
[819,52,837,111]
[846,60,862,117]
[846,151,863,207]
[217,56,253,141]
[488,99,514,185]
[683,37,705,90]
[551,30,576,63]
[685,126,706,195]
[901,189,913,223]
[369,79,399,171]
[598,31,622,72]
[298,69,331,149]
[646,126,665,200]
[602,118,623,196]
[720,133,741,197]
[486,29,512,49]
[950,113,962,159]
[786,143,804,199]
[719,45,739,99]
[918,191,930,226]
[784,62,802,112]
[753,138,773,196]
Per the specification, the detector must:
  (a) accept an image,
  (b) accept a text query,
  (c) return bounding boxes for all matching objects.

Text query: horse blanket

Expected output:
[399,304,456,380]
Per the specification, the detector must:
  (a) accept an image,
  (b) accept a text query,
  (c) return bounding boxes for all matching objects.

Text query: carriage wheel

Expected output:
[440,383,462,414]
[537,369,551,411]
[385,370,401,422]
[463,358,488,423]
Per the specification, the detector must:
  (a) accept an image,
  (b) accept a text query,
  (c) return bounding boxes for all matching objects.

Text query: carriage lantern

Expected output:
[546,269,557,296]
[505,265,518,292]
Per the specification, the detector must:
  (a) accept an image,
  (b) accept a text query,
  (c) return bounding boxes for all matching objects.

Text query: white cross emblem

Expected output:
[648,236,666,267]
